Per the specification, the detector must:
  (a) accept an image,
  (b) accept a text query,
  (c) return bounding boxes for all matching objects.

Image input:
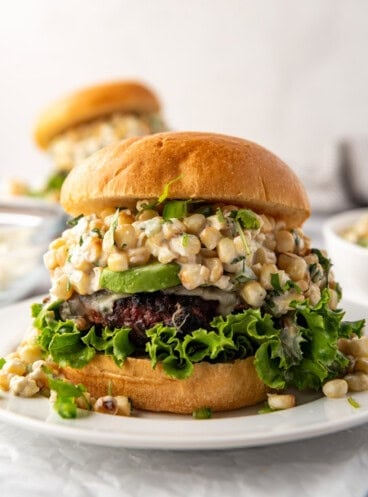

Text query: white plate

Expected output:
[0,297,367,450]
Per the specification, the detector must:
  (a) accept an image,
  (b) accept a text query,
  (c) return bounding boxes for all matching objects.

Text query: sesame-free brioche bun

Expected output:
[61,355,267,414]
[61,131,310,227]
[34,81,161,149]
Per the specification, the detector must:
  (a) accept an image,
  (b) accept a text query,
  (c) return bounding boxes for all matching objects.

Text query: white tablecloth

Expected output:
[0,421,368,497]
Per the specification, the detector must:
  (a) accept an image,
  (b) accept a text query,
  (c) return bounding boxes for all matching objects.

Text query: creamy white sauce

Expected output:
[164,286,240,315]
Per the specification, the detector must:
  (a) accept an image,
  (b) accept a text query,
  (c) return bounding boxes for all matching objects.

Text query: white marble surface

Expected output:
[0,421,368,497]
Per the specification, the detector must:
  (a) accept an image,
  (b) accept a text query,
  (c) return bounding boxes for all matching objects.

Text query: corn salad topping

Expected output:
[44,202,338,316]
[48,112,166,171]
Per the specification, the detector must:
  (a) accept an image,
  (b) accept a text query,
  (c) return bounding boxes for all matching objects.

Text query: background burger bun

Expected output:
[34,80,161,149]
[61,356,268,414]
[61,131,310,227]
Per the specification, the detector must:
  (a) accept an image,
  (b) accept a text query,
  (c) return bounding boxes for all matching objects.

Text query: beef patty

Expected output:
[59,291,219,348]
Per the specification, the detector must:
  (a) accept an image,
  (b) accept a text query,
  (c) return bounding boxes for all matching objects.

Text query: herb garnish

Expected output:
[182,233,189,247]
[47,374,91,419]
[271,273,301,295]
[230,209,261,230]
[258,401,276,414]
[91,228,103,238]
[192,407,212,419]
[67,214,83,227]
[347,396,360,408]
[311,249,332,283]
[139,175,184,212]
[216,208,226,224]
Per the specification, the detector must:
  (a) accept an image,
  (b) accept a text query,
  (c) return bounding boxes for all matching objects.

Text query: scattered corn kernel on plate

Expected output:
[0,297,367,450]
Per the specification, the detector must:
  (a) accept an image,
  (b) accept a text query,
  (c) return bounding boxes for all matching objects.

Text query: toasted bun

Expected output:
[61,131,310,227]
[34,81,161,149]
[61,355,267,414]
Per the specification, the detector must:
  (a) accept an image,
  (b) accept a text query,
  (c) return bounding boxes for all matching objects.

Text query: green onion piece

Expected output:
[105,208,120,248]
[163,200,188,220]
[0,358,5,370]
[192,407,212,419]
[235,220,250,255]
[158,175,184,204]
[347,396,360,408]
[216,207,225,223]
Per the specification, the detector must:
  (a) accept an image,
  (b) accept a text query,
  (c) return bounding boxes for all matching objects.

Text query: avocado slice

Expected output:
[100,262,181,294]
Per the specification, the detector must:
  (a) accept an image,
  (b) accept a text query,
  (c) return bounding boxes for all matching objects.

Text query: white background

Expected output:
[0,0,367,190]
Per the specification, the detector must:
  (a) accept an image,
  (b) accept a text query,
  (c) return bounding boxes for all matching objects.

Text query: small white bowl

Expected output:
[0,198,65,306]
[323,208,368,306]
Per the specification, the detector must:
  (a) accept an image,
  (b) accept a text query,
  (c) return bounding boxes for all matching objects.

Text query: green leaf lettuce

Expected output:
[32,289,365,389]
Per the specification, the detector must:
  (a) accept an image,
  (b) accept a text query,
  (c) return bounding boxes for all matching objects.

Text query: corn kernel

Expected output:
[3,358,27,376]
[44,250,58,270]
[49,237,66,250]
[0,373,11,391]
[18,344,43,364]
[114,225,136,249]
[51,274,74,300]
[107,252,129,272]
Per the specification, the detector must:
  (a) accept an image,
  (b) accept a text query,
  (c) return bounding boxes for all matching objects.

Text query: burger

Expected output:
[2,132,365,416]
[11,80,167,200]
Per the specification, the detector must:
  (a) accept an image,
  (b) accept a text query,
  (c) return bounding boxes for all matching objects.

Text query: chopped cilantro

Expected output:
[91,228,102,238]
[292,229,301,249]
[230,209,260,230]
[271,273,301,295]
[309,263,322,283]
[231,255,246,265]
[311,248,332,283]
[67,214,83,227]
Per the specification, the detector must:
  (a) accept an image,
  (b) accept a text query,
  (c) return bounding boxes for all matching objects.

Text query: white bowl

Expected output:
[0,198,65,305]
[323,208,368,306]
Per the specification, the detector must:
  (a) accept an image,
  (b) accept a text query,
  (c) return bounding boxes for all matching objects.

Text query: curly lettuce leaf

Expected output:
[32,290,365,388]
[253,289,363,390]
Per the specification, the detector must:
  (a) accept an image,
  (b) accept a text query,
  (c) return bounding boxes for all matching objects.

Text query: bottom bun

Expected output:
[61,355,268,414]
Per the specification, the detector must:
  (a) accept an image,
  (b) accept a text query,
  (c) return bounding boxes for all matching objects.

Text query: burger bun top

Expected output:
[34,80,161,149]
[60,131,310,227]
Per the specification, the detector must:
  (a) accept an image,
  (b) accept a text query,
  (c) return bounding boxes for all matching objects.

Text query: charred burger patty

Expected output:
[60,291,220,347]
